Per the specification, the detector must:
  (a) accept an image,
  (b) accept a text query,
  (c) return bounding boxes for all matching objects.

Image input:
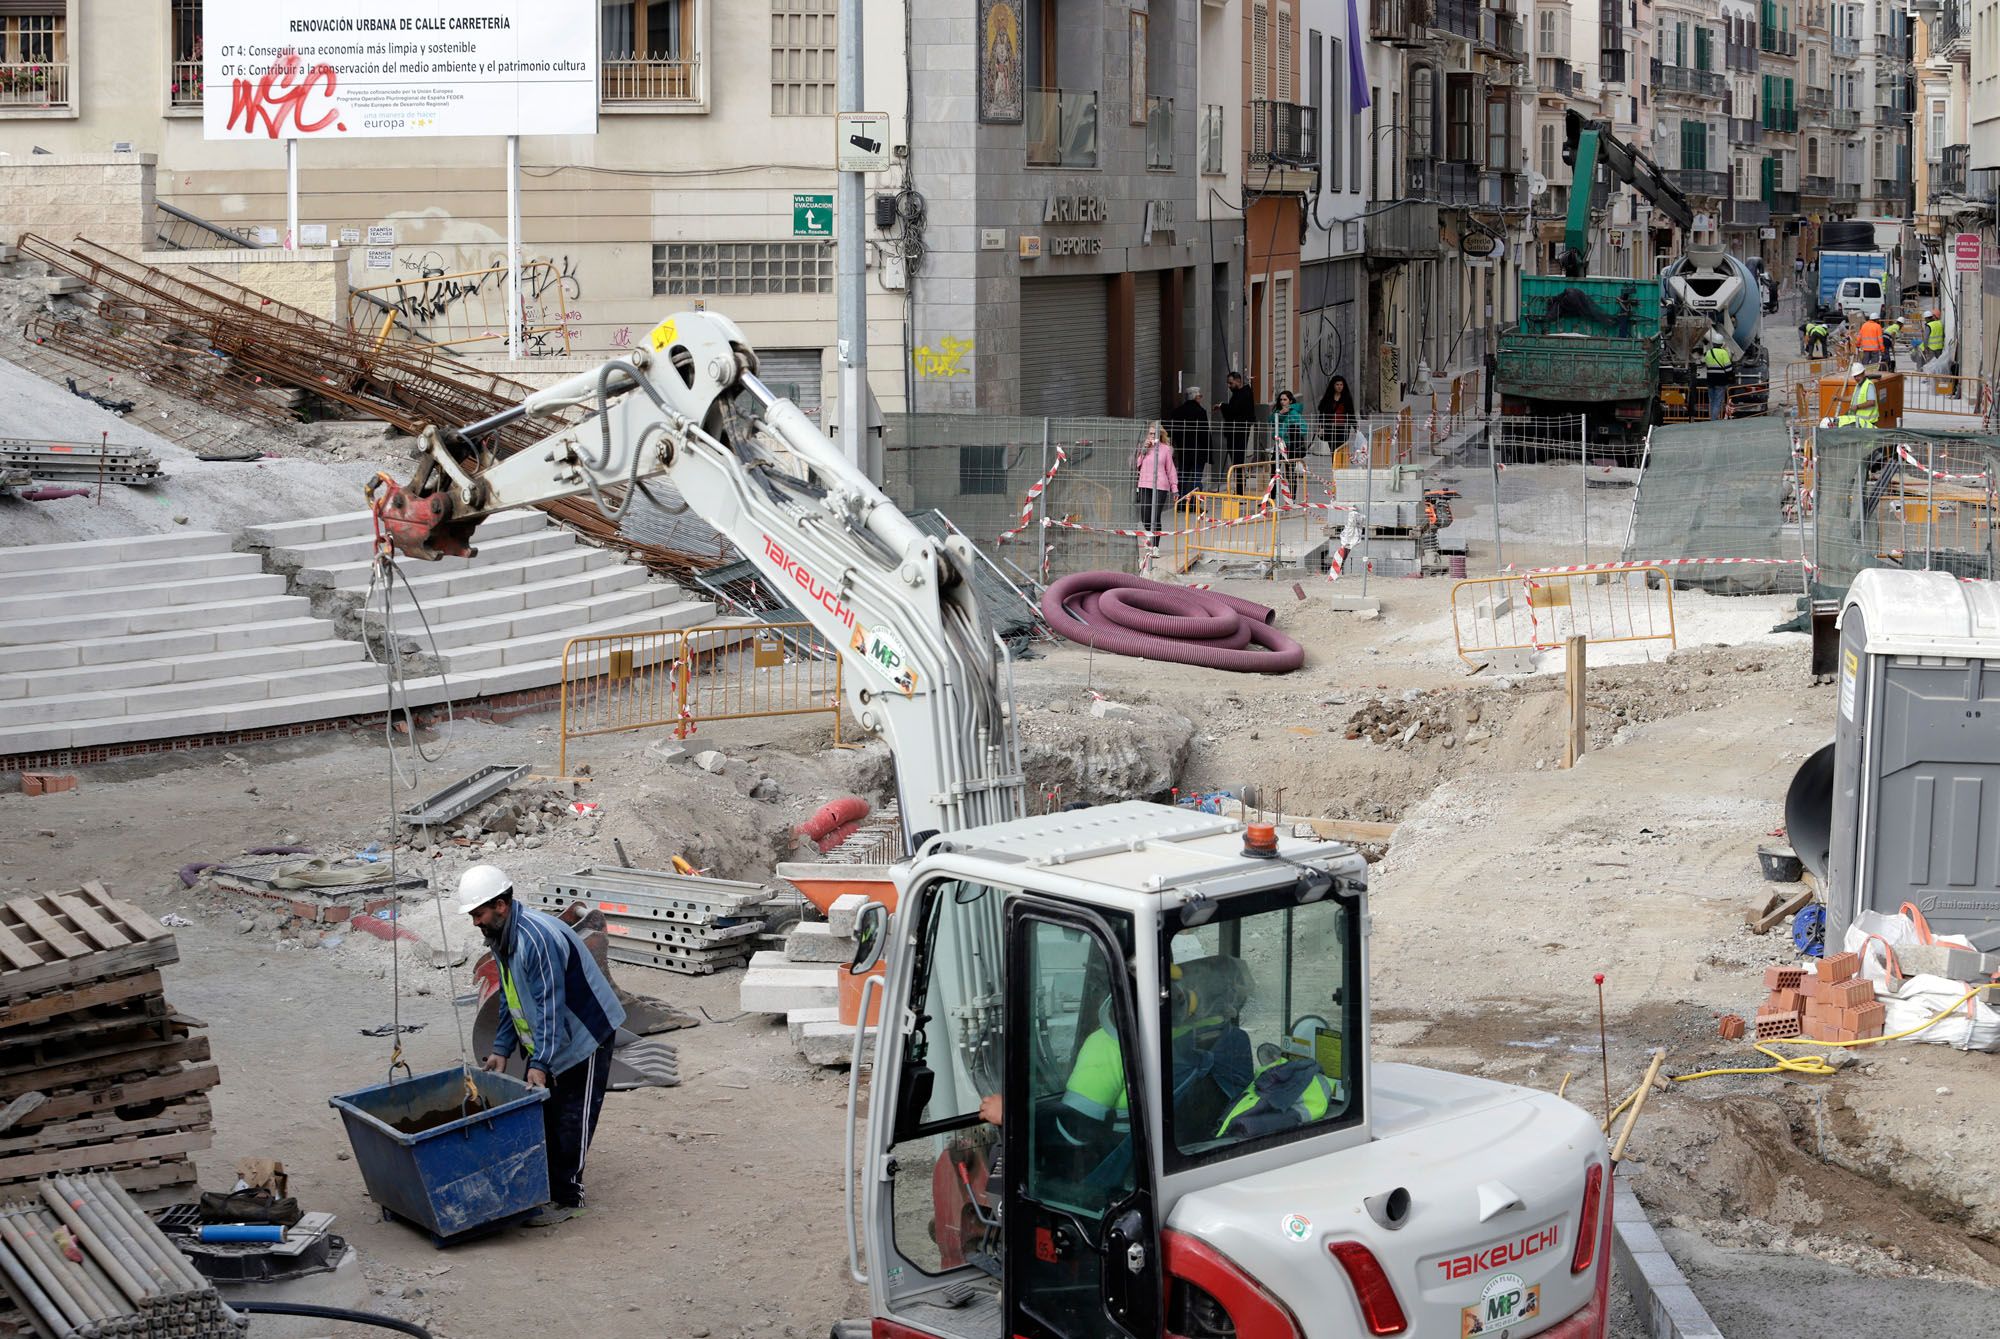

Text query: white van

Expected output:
[1837,276,1885,322]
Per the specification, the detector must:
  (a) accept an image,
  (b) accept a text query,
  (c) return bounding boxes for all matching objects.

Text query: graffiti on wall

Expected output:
[914,335,974,378]
[352,247,589,356]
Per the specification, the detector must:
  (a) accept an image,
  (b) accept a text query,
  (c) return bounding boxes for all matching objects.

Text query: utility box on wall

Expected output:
[1815,569,2000,954]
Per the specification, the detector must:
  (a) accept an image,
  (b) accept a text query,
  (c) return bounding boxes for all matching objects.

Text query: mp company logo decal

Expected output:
[1280,1213,1312,1242]
[1461,1271,1540,1336]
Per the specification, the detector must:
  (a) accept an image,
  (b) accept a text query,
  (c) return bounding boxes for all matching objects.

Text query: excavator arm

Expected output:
[1560,108,1696,276]
[368,310,1024,843]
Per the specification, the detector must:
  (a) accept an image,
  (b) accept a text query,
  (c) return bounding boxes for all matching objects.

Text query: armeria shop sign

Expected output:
[1043,190,1107,255]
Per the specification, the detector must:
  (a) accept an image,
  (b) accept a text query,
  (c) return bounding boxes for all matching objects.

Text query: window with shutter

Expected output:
[1252,4,1270,158]
[1278,8,1294,102]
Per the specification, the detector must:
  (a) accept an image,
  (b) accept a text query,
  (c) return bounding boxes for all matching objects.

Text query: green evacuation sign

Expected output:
[793,193,834,237]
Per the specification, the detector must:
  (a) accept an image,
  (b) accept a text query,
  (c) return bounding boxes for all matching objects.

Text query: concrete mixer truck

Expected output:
[1496,110,1769,448]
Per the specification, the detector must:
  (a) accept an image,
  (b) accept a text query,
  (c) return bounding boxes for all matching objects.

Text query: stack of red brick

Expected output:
[1753,954,1885,1043]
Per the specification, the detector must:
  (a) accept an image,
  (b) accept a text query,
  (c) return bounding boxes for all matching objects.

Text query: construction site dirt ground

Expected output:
[6,565,1998,1336]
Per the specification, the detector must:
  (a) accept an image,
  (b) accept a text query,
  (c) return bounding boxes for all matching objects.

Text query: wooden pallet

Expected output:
[0,969,163,1031]
[25,1061,221,1127]
[0,1127,213,1185]
[0,884,177,1003]
[0,1094,210,1161]
[0,1035,210,1102]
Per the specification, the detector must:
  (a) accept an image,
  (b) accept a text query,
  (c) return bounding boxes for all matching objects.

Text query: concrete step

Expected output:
[739,952,839,1014]
[240,511,377,550]
[0,572,286,624]
[302,529,578,591]
[0,674,454,755]
[5,639,367,701]
[0,531,233,576]
[404,583,673,651]
[360,566,653,632]
[0,595,314,647]
[0,618,333,675]
[1,662,389,726]
[439,599,718,674]
[263,509,548,571]
[3,550,267,597]
[373,548,615,605]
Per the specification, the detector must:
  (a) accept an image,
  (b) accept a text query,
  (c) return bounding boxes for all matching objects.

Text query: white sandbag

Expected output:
[1843,909,1974,987]
[1880,973,2000,1052]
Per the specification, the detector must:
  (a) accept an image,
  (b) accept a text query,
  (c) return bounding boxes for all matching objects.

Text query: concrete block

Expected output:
[797,1016,874,1067]
[38,275,85,295]
[241,511,373,550]
[738,959,840,1014]
[209,616,328,652]
[784,921,859,964]
[0,722,73,754]
[1320,594,1382,614]
[786,1005,841,1048]
[70,706,231,748]
[828,893,868,938]
[0,530,229,576]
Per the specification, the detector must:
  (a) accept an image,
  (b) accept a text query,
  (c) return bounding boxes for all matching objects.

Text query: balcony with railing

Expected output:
[1371,0,1432,45]
[1601,43,1629,83]
[1480,9,1527,58]
[0,62,70,109]
[1669,166,1730,196]
[1028,88,1100,168]
[1766,188,1800,214]
[1760,28,1798,57]
[1726,39,1758,71]
[1730,117,1762,145]
[1538,58,1574,98]
[1727,197,1771,225]
[1433,0,1481,41]
[1654,61,1727,98]
[1484,171,1530,209]
[1830,107,1859,130]
[1365,198,1442,258]
[1801,85,1831,110]
[1832,180,1860,201]
[1874,176,1909,200]
[1249,99,1318,168]
[1935,0,1968,59]
[1832,34,1859,57]
[1937,143,1969,197]
[1433,160,1483,205]
[1969,168,1999,204]
[602,54,699,102]
[1802,173,1835,196]
[1762,106,1799,132]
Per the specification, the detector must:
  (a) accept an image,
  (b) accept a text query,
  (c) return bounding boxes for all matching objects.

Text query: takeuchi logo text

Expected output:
[1434,1225,1560,1281]
[763,536,857,630]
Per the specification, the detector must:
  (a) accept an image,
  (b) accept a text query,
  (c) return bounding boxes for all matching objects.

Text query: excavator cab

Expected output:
[852,804,1369,1339]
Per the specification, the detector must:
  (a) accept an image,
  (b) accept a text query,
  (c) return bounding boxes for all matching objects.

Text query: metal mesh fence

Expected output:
[1812,426,2000,596]
[1619,417,1810,594]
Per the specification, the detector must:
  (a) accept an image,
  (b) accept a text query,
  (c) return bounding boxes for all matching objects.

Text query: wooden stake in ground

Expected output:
[1610,1048,1668,1163]
[1562,634,1588,768]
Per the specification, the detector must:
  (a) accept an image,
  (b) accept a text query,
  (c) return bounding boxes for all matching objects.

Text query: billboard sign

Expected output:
[203,0,596,140]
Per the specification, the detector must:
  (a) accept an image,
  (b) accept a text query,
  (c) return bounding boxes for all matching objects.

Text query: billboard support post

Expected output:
[507,135,522,359]
[285,140,298,251]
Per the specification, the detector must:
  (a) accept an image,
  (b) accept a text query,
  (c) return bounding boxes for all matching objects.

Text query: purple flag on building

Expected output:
[1347,0,1372,112]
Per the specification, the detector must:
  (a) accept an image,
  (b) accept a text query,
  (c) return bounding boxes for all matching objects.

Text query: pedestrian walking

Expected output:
[1164,385,1212,494]
[1219,371,1256,481]
[1317,373,1358,462]
[1133,420,1179,551]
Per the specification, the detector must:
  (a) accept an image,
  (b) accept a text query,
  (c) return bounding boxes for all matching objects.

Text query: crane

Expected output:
[372,311,1613,1339]
[1559,108,1694,278]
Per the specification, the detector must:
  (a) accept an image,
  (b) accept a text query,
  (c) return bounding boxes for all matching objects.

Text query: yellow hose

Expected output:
[1671,982,2000,1082]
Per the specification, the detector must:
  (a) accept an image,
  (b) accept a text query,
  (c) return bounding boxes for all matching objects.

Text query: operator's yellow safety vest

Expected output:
[498,962,535,1057]
[1885,321,1902,341]
[1703,344,1733,371]
[1806,323,1829,339]
[1927,318,1946,352]
[1852,378,1880,429]
[1063,1029,1128,1123]
[1216,1056,1337,1137]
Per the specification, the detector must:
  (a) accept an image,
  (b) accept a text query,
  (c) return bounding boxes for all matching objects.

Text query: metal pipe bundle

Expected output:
[0,1174,247,1339]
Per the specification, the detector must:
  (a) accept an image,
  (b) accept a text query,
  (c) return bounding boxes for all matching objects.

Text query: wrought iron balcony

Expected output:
[602,54,699,102]
[1937,144,1969,196]
[169,59,203,110]
[1655,62,1727,98]
[1537,58,1574,97]
[1601,44,1629,82]
[1762,106,1799,133]
[1484,170,1530,209]
[1249,99,1318,168]
[1436,159,1482,205]
[1727,197,1771,226]
[1760,29,1798,57]
[1830,107,1859,130]
[1801,85,1831,110]
[1371,0,1432,46]
[1364,198,1442,258]
[0,61,71,109]
[1730,117,1762,145]
[1969,168,1999,204]
[1480,9,1527,57]
[1934,0,1968,58]
[1802,174,1835,196]
[1832,34,1859,57]
[1726,40,1758,71]
[1832,180,1860,201]
[1765,188,1800,214]
[1873,176,1909,199]
[1668,167,1729,196]
[1433,0,1481,41]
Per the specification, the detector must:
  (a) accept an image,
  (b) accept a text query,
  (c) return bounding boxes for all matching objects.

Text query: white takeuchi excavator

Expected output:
[372,311,1614,1339]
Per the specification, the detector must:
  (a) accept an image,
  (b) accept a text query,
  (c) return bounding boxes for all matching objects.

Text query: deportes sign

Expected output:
[202,0,597,140]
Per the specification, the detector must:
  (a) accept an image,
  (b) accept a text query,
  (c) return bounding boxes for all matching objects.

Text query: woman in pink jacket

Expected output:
[1134,420,1179,550]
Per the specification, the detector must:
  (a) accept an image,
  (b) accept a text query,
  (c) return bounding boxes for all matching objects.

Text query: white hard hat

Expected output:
[1850,362,1866,379]
[454,863,514,915]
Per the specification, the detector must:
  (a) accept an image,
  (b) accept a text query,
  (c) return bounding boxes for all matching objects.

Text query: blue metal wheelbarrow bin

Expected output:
[329,1065,549,1246]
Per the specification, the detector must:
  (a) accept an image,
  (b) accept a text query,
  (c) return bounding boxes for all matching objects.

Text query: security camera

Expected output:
[849,133,883,155]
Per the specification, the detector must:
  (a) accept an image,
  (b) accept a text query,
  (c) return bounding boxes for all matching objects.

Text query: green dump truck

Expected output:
[1496,273,1663,452]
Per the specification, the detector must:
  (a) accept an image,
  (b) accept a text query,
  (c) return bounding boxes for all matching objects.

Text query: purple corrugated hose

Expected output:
[1040,572,1304,673]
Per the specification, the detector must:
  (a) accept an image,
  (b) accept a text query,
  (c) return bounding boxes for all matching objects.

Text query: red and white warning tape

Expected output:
[998,442,1069,547]
[1896,444,1990,485]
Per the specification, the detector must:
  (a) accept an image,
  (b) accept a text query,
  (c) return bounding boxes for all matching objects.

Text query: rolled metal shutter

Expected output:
[1021,276,1109,417]
[1132,271,1163,422]
[753,348,824,423]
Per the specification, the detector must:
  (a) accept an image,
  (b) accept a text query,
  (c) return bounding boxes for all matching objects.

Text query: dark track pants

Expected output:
[543,1037,614,1207]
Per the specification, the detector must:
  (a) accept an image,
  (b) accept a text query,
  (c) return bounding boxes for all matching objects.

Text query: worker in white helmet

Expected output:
[458,864,626,1227]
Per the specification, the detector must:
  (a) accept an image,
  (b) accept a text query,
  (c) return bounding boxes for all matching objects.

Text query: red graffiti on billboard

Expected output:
[227,51,345,138]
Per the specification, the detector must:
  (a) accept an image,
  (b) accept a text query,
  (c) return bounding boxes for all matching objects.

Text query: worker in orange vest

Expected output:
[1856,315,1886,367]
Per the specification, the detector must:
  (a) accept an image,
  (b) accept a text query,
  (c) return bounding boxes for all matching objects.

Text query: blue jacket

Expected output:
[490,906,625,1077]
